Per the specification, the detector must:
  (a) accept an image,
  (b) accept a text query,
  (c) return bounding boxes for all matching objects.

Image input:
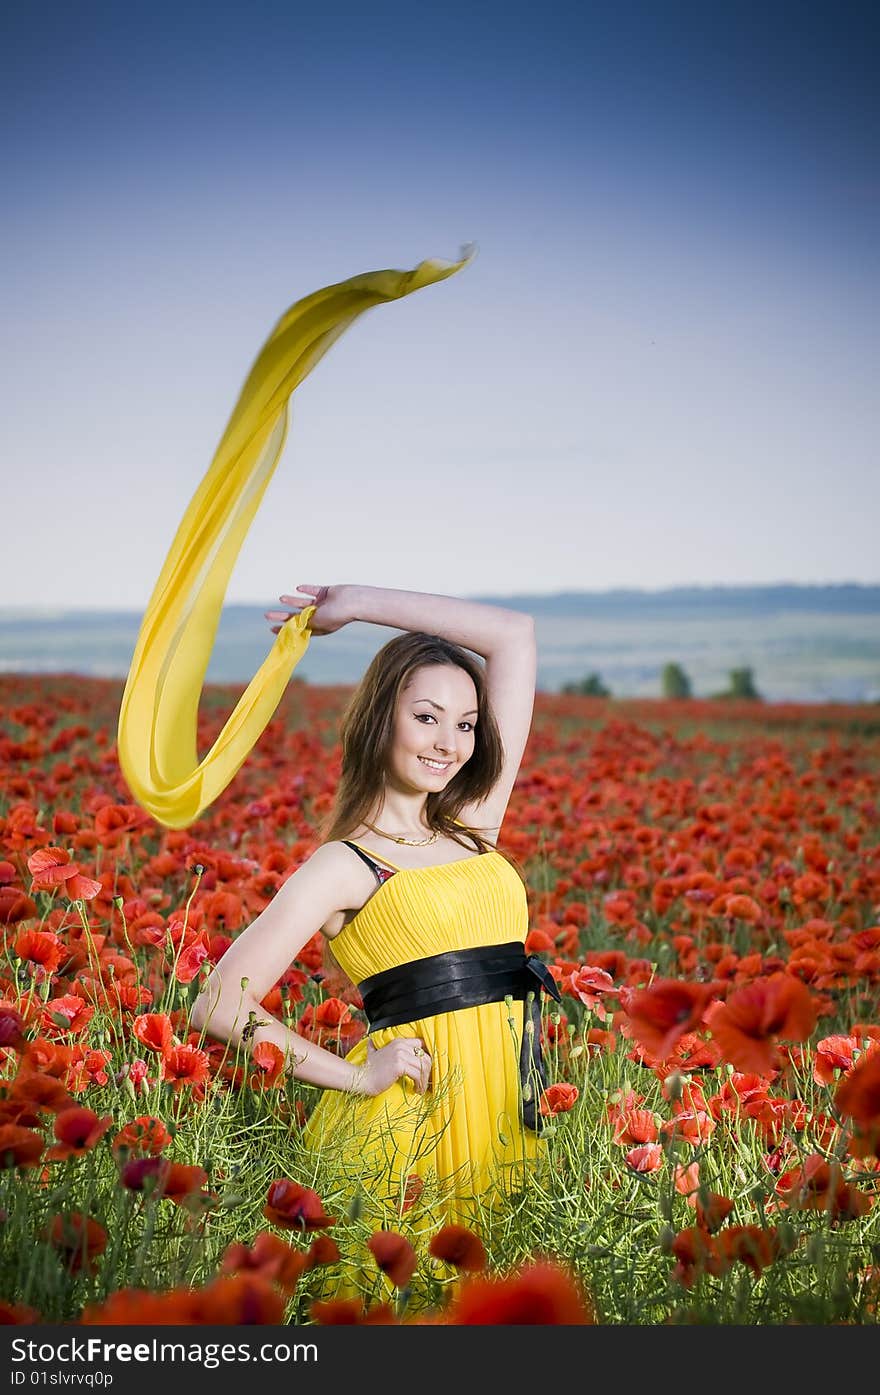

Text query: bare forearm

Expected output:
[193,987,363,1092]
[250,1007,365,1090]
[343,584,532,658]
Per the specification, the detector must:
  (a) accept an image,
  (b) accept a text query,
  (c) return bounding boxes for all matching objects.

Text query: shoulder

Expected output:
[291,841,378,937]
[305,839,360,875]
[283,840,364,897]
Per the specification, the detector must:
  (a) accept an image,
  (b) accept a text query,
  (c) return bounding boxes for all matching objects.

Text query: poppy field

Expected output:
[2,672,880,1325]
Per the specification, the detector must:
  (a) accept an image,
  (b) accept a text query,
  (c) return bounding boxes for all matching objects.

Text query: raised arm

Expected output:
[272,583,537,836]
[190,841,430,1095]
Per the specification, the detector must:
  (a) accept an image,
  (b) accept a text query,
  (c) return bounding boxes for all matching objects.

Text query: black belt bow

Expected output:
[357,941,562,1132]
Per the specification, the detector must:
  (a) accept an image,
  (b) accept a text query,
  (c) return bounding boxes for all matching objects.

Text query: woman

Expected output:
[191,581,559,1225]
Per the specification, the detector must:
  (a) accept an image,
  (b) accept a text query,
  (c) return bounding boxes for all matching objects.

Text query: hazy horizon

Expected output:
[3,580,880,620]
[3,584,878,702]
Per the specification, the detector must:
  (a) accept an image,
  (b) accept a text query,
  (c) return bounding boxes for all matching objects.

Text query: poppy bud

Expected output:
[664,1070,684,1103]
[658,1226,676,1254]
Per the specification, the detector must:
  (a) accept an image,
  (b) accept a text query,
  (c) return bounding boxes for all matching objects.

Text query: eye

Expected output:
[414,713,475,732]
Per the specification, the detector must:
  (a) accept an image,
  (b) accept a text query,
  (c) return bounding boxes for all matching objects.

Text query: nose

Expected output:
[434,730,455,754]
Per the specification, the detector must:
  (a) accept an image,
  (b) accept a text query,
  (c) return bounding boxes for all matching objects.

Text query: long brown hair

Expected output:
[320,632,520,873]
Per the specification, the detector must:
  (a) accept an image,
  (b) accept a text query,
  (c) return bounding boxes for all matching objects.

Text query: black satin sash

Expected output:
[357,941,562,1133]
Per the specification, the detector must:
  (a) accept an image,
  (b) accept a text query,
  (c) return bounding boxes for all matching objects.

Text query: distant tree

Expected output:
[711,666,763,701]
[661,662,692,699]
[561,672,612,697]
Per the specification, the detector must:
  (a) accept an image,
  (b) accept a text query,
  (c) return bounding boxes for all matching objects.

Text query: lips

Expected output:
[419,757,451,772]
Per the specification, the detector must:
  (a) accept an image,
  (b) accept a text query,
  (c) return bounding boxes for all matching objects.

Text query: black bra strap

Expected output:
[342,840,396,885]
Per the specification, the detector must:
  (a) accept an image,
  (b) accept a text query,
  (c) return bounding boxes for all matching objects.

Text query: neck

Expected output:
[368,790,432,836]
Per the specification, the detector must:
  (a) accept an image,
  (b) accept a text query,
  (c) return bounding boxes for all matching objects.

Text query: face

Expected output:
[386,663,479,793]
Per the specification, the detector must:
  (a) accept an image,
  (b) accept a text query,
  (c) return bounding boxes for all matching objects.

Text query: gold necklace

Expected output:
[364,821,439,847]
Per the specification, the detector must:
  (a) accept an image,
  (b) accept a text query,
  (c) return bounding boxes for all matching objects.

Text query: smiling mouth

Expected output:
[419,757,451,772]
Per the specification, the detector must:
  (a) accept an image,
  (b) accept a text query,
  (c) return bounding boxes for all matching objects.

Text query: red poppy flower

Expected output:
[525,928,556,954]
[46,1107,113,1160]
[313,997,352,1029]
[119,1156,210,1207]
[661,1110,716,1146]
[26,847,101,901]
[306,1235,341,1268]
[0,1299,41,1323]
[131,1013,175,1054]
[0,1124,45,1169]
[309,1299,397,1325]
[79,1287,198,1325]
[835,1047,880,1158]
[367,1230,418,1288]
[814,1034,858,1085]
[539,1083,579,1117]
[695,1192,736,1233]
[715,1224,789,1275]
[612,1109,658,1146]
[66,1048,113,1092]
[174,939,210,985]
[8,1068,73,1115]
[671,1227,726,1287]
[41,995,93,1038]
[622,980,714,1060]
[119,1156,167,1192]
[0,1007,26,1050]
[13,930,65,976]
[111,1116,172,1158]
[264,1179,336,1230]
[0,887,38,925]
[191,1274,286,1325]
[446,1259,594,1325]
[625,1143,664,1173]
[706,973,818,1076]
[398,1173,425,1213]
[161,1043,211,1091]
[252,1041,285,1085]
[674,1161,701,1197]
[724,895,763,923]
[775,1154,873,1222]
[46,1212,108,1274]
[93,803,149,849]
[220,1232,308,1296]
[570,965,615,1016]
[429,1225,487,1272]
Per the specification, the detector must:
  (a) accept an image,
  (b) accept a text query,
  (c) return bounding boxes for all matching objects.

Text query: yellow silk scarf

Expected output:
[117,248,474,830]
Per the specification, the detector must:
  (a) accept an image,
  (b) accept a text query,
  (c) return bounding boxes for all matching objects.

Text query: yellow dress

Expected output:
[302,843,544,1228]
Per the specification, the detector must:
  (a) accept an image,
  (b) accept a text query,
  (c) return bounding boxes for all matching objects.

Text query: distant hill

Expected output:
[467,584,880,617]
[1,585,879,703]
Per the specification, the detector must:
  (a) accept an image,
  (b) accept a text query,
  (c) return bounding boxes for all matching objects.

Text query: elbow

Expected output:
[514,611,536,647]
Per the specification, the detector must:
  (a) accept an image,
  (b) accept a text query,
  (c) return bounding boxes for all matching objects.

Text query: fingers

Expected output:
[279,588,318,604]
[364,1036,432,1094]
[399,1039,432,1094]
[401,1060,430,1093]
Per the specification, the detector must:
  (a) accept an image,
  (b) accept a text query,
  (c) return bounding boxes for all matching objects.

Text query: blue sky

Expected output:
[2,0,877,610]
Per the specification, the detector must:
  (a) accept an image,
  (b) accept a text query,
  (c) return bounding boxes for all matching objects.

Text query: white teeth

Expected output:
[419,757,450,770]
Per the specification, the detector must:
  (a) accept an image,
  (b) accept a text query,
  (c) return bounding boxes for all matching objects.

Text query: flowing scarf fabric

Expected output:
[117,249,474,830]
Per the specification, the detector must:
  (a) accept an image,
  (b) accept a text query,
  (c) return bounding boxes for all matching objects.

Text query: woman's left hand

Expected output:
[265,584,352,637]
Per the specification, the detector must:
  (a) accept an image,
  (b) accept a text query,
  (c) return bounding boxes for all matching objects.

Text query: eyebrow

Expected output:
[412,698,479,716]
